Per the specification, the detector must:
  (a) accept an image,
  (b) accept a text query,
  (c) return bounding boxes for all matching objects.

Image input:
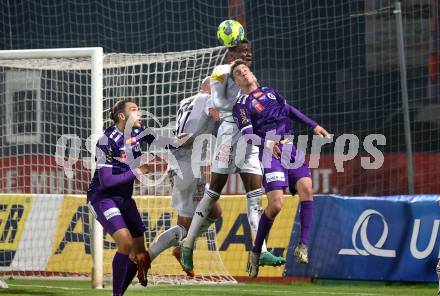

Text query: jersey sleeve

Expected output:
[272,89,318,129]
[210,65,234,111]
[95,134,137,189]
[204,95,214,115]
[95,134,113,168]
[137,125,156,145]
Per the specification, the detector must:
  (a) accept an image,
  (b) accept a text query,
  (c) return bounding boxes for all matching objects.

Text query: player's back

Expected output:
[210,64,241,122]
[175,93,217,146]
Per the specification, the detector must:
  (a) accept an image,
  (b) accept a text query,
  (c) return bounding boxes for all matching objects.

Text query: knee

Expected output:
[267,200,283,219]
[298,185,313,201]
[117,235,134,254]
[209,173,228,193]
[209,202,222,220]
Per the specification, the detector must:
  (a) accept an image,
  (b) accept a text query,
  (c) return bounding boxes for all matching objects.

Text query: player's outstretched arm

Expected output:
[211,66,235,111]
[97,163,150,189]
[313,125,331,139]
[283,102,330,138]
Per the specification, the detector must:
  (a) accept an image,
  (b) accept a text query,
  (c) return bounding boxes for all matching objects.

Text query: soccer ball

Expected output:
[217,20,245,47]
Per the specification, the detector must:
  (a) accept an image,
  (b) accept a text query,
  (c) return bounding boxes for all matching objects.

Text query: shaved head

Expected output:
[199,76,211,94]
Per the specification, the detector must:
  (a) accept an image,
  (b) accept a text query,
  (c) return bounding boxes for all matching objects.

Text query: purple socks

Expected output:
[252,212,274,254]
[112,252,137,296]
[299,201,313,245]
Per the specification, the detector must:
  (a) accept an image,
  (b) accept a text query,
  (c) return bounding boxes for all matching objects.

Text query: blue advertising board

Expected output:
[285,195,440,282]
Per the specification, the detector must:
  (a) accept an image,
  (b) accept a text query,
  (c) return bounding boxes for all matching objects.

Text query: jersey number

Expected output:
[176,101,193,135]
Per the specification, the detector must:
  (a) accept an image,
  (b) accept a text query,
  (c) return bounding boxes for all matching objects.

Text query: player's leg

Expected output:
[181,172,226,249]
[291,174,313,264]
[239,141,286,267]
[119,198,149,287]
[88,198,137,295]
[111,229,136,295]
[180,172,226,271]
[148,169,191,263]
[248,189,285,277]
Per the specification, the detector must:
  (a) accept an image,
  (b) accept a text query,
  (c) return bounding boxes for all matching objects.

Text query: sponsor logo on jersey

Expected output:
[265,172,285,183]
[103,207,121,220]
[240,109,248,124]
[211,71,225,84]
[253,91,264,99]
[106,145,113,163]
[252,99,265,112]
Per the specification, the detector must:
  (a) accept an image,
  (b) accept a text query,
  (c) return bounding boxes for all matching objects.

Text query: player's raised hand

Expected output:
[136,163,151,175]
[313,125,331,139]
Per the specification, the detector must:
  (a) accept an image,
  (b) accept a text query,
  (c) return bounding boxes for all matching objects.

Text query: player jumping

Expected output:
[87,100,169,294]
[230,59,330,277]
[145,77,221,277]
[180,39,286,272]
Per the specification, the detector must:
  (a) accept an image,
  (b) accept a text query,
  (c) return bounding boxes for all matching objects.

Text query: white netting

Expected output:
[0,46,236,285]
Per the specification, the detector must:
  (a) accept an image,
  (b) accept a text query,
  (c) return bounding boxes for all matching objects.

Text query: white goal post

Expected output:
[0,47,105,288]
[0,46,234,288]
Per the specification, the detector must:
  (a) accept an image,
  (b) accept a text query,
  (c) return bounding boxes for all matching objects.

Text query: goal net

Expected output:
[0,46,237,285]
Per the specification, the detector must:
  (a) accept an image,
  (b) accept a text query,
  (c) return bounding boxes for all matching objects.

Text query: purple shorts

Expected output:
[88,197,146,237]
[260,144,312,194]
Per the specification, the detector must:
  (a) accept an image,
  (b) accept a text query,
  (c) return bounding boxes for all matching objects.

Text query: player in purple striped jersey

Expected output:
[230,60,330,277]
[87,100,173,294]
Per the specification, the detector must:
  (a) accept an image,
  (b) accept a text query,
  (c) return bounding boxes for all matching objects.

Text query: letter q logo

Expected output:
[338,209,396,258]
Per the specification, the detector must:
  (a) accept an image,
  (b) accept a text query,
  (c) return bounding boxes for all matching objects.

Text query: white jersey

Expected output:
[175,93,216,147]
[210,64,241,122]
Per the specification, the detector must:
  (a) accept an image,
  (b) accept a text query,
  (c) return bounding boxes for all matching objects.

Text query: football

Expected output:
[217,19,245,47]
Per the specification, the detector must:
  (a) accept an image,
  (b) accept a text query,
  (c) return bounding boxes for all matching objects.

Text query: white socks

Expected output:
[183,189,220,249]
[148,224,187,260]
[246,189,268,253]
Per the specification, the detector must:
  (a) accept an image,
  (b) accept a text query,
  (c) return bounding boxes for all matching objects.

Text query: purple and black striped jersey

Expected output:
[87,125,155,204]
[232,86,317,142]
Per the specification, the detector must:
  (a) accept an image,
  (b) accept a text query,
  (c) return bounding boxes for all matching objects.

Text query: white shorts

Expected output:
[211,120,262,175]
[169,149,208,217]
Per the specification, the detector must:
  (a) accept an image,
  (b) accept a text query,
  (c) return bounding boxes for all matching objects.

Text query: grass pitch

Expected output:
[2,279,436,296]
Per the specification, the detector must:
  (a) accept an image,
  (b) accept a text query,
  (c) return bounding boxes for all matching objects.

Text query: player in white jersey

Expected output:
[180,40,286,271]
[146,77,221,277]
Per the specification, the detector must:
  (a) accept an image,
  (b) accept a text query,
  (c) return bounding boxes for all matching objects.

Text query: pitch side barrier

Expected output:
[286,195,440,282]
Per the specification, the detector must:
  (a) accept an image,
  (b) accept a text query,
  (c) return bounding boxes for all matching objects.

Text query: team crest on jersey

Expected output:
[251,99,265,112]
[211,71,225,83]
[267,92,276,100]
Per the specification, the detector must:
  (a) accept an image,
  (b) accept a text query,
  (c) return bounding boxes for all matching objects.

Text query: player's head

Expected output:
[199,76,211,95]
[230,59,257,90]
[109,99,142,129]
[227,39,252,66]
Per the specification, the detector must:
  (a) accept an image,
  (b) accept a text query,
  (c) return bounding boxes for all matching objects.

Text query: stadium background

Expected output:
[0,0,439,287]
[1,0,439,196]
